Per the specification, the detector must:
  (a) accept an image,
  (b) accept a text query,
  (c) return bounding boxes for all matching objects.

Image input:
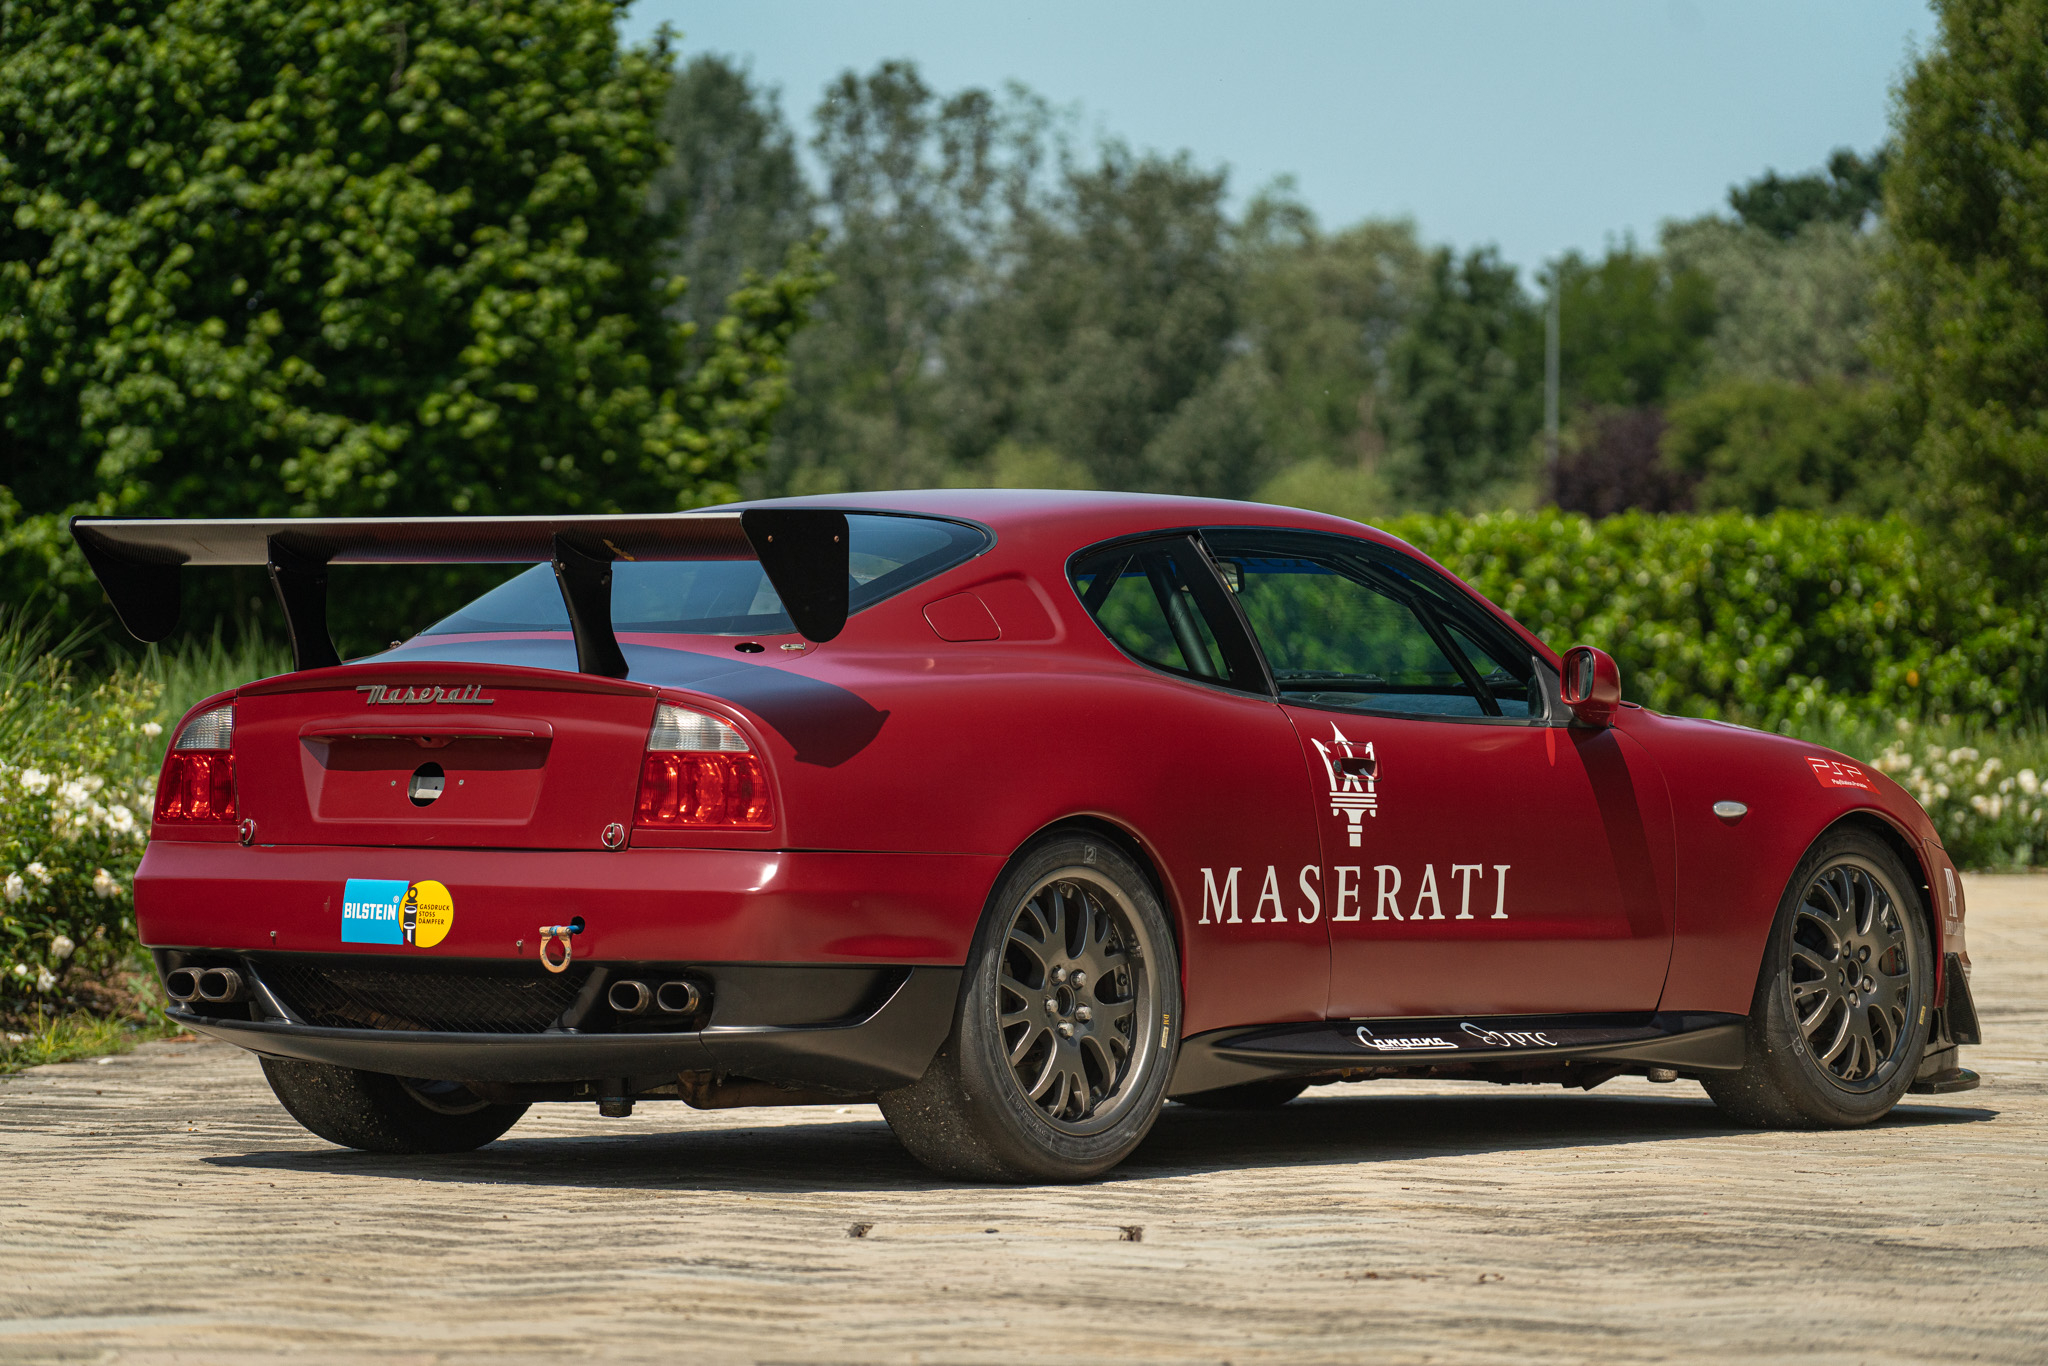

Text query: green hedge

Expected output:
[1384,510,2041,729]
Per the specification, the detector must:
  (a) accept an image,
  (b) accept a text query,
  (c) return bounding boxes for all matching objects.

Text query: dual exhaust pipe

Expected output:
[163,966,247,1005]
[607,978,703,1018]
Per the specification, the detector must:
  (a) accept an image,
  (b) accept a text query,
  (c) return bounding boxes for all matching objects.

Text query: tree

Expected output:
[1730,147,1891,239]
[954,144,1247,495]
[1662,217,1882,385]
[0,0,825,639]
[1548,245,1718,409]
[649,55,815,357]
[1238,193,1427,478]
[758,62,1047,495]
[1383,247,1541,508]
[1662,377,1911,515]
[1879,0,2048,589]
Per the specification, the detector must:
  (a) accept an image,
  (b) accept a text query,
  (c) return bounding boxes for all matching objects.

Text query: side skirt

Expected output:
[1169,1011,1747,1098]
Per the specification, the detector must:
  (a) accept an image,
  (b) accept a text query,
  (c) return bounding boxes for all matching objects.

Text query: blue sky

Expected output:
[619,1,1931,275]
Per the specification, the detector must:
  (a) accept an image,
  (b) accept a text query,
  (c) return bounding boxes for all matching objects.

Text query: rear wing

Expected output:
[69,509,849,676]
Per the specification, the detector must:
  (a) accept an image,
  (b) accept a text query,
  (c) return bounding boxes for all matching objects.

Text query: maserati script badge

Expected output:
[355,684,495,706]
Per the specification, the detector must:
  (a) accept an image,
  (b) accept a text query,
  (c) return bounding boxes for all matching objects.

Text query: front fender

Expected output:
[1624,712,1947,1015]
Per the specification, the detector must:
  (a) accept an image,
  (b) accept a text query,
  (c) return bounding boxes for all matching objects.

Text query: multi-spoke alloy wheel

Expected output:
[996,873,1151,1132]
[1704,829,1932,1129]
[1788,863,1916,1090]
[880,834,1181,1181]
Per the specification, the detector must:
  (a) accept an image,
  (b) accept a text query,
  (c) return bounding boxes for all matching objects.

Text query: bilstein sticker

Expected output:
[342,878,454,947]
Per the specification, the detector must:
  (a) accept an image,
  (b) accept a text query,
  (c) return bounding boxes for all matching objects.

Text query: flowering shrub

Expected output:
[0,640,162,1005]
[1871,736,2048,870]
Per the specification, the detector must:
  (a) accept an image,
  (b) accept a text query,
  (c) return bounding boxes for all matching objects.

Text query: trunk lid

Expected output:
[233,663,657,849]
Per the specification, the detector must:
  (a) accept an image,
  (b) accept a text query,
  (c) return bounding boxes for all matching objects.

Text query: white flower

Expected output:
[104,805,136,835]
[24,862,49,886]
[49,935,74,961]
[141,721,163,739]
[2,874,22,904]
[2021,769,2041,797]
[33,968,55,993]
[3,1032,21,1044]
[10,963,25,978]
[56,779,92,811]
[18,768,50,795]
[92,869,124,899]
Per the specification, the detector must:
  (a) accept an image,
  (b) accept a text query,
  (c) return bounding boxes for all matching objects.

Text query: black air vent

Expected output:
[261,958,589,1034]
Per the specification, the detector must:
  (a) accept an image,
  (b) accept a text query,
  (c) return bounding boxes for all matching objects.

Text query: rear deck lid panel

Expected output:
[234,664,658,849]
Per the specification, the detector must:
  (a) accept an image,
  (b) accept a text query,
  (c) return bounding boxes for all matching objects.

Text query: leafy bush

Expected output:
[0,614,161,1003]
[1385,509,2041,729]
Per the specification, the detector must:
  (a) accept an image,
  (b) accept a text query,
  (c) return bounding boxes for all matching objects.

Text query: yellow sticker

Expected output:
[402,879,455,948]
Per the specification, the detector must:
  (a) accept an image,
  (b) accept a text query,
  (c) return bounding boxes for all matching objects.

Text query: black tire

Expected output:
[880,834,1181,1182]
[260,1057,528,1153]
[1173,1077,1313,1110]
[1703,827,1934,1128]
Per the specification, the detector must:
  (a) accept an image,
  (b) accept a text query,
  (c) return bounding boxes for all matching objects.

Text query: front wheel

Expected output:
[880,835,1181,1182]
[260,1057,529,1153]
[1703,828,1933,1128]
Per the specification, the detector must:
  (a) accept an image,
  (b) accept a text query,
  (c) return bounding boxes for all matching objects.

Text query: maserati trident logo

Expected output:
[355,683,495,706]
[1311,724,1377,847]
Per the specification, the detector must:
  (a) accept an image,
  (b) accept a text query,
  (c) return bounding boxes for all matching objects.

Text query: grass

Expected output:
[133,627,293,739]
[0,1009,183,1075]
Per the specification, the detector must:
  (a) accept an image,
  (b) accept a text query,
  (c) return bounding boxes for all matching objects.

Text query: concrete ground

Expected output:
[3,875,2043,1365]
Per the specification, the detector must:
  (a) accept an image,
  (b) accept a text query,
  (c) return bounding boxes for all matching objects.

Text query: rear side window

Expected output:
[424,513,988,637]
[1070,538,1264,691]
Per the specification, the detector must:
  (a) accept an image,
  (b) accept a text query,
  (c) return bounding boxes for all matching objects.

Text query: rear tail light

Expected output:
[156,703,237,824]
[634,703,772,830]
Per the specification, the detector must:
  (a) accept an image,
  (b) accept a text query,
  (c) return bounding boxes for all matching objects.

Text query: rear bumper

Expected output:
[170,962,963,1094]
[137,840,1003,964]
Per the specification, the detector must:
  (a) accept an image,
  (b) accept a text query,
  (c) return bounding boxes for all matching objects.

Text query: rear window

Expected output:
[423,513,989,637]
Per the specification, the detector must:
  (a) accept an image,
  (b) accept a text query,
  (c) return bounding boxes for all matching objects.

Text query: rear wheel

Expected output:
[1704,828,1933,1128]
[260,1057,528,1153]
[880,835,1180,1182]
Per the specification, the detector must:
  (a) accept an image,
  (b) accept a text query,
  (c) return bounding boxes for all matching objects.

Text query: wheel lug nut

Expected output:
[1057,1023,1073,1038]
[1050,967,1065,984]
[1076,1006,1092,1023]
[1045,998,1060,1016]
[1070,970,1087,988]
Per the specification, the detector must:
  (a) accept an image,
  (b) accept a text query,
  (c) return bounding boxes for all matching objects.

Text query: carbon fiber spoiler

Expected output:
[68,509,850,676]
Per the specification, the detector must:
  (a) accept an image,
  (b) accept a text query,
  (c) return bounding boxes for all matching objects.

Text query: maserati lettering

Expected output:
[1198,862,1512,925]
[356,683,496,706]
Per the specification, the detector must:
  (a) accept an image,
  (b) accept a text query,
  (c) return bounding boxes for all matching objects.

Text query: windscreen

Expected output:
[423,513,988,637]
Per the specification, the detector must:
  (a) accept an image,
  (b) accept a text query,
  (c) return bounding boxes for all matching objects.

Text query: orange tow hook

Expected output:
[538,918,584,973]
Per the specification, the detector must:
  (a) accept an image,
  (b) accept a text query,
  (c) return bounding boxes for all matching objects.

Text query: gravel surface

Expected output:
[3,874,2043,1364]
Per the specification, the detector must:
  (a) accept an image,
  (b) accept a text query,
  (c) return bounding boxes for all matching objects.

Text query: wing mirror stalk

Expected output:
[1559,645,1622,727]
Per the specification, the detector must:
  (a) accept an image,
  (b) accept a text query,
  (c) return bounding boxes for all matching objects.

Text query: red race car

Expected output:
[73,491,1981,1180]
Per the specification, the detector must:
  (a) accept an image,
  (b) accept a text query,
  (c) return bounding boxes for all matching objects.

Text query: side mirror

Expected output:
[1559,645,1622,727]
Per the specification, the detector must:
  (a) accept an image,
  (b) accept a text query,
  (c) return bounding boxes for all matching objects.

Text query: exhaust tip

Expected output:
[196,967,244,1003]
[163,967,201,1003]
[607,979,653,1016]
[656,980,703,1016]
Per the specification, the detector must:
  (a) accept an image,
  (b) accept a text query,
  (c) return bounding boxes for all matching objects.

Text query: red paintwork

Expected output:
[135,489,1963,1037]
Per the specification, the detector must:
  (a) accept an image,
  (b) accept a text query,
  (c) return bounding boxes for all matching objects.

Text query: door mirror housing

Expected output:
[1559,645,1622,727]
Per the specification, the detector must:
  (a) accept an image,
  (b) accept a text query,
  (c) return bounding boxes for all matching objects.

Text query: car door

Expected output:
[1202,528,1675,1019]
[1067,534,1332,1029]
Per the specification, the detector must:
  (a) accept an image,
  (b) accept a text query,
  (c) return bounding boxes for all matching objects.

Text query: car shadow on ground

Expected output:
[201,1089,1999,1194]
